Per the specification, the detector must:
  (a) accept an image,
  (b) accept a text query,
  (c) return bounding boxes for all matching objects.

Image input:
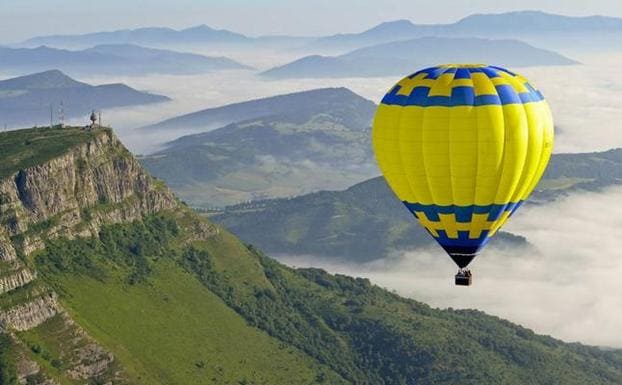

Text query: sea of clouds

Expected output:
[278,186,622,348]
[69,51,622,156]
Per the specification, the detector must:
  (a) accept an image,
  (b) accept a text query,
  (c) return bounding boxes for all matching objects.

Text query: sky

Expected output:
[2,0,622,42]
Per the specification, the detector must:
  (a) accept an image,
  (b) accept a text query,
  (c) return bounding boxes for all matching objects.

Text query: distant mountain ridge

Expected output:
[212,148,622,262]
[0,44,250,76]
[308,10,622,51]
[141,86,370,132]
[0,70,169,128]
[263,36,576,78]
[0,69,86,89]
[23,25,250,47]
[140,87,378,206]
[22,24,313,50]
[19,11,622,54]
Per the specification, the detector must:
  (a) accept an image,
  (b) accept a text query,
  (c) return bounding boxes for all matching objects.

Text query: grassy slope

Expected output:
[54,260,338,385]
[28,213,345,385]
[0,126,99,179]
[26,211,622,385]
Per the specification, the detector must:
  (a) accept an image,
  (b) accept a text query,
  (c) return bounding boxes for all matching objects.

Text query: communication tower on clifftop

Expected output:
[59,101,65,128]
[89,110,97,129]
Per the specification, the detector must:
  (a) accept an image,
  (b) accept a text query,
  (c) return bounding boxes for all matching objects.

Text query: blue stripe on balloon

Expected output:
[495,84,521,104]
[381,65,544,107]
[380,86,543,107]
[402,201,522,222]
[454,68,470,79]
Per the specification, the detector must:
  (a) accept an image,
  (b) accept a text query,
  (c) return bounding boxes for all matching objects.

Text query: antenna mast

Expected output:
[59,101,65,128]
[50,104,53,128]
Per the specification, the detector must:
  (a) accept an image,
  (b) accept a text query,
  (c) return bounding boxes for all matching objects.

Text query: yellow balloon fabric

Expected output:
[372,64,554,268]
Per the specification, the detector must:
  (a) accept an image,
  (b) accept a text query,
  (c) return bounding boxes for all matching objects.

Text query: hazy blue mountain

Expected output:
[262,37,576,79]
[23,25,250,48]
[0,44,250,76]
[465,10,621,27]
[21,11,622,54]
[22,24,312,50]
[0,70,169,128]
[211,148,622,262]
[140,88,377,206]
[308,11,622,51]
[141,86,367,132]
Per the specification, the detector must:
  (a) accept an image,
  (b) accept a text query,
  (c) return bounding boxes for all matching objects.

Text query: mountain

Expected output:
[210,177,526,262]
[531,148,622,201]
[0,70,169,128]
[23,25,250,48]
[211,148,622,262]
[1,126,622,384]
[141,86,368,132]
[22,25,312,50]
[0,44,250,76]
[308,11,622,52]
[262,37,576,79]
[140,88,378,206]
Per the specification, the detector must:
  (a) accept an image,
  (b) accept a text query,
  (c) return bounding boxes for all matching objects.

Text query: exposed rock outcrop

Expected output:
[0,232,16,261]
[0,129,177,256]
[67,343,115,380]
[0,267,35,294]
[0,292,58,331]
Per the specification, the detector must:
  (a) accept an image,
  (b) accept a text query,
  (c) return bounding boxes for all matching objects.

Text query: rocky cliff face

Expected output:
[0,265,35,295]
[0,129,176,255]
[0,292,58,332]
[0,128,177,384]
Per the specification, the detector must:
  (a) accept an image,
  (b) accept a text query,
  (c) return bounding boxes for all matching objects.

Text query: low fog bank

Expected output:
[77,70,394,154]
[277,187,622,348]
[69,52,622,155]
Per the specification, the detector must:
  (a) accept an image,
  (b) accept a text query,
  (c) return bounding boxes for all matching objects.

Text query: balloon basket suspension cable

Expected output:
[455,268,472,286]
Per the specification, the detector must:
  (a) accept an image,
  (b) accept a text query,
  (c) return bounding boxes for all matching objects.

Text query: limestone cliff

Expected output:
[0,127,177,384]
[0,129,176,255]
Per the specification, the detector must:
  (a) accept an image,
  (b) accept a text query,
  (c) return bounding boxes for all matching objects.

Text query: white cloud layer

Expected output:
[277,187,622,348]
[69,52,622,155]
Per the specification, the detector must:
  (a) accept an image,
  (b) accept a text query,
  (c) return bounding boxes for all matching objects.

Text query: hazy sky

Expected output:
[2,0,622,42]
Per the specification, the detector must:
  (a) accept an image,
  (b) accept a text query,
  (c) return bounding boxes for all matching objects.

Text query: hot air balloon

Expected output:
[372,64,554,286]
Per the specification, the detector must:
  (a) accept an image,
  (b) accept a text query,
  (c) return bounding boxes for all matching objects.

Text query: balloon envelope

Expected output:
[372,64,554,268]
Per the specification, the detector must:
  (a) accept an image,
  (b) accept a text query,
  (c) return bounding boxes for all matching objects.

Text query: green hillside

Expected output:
[30,214,344,384]
[211,148,622,261]
[140,87,377,207]
[26,215,622,384]
[210,177,526,262]
[1,127,622,385]
[532,148,622,201]
[28,212,622,385]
